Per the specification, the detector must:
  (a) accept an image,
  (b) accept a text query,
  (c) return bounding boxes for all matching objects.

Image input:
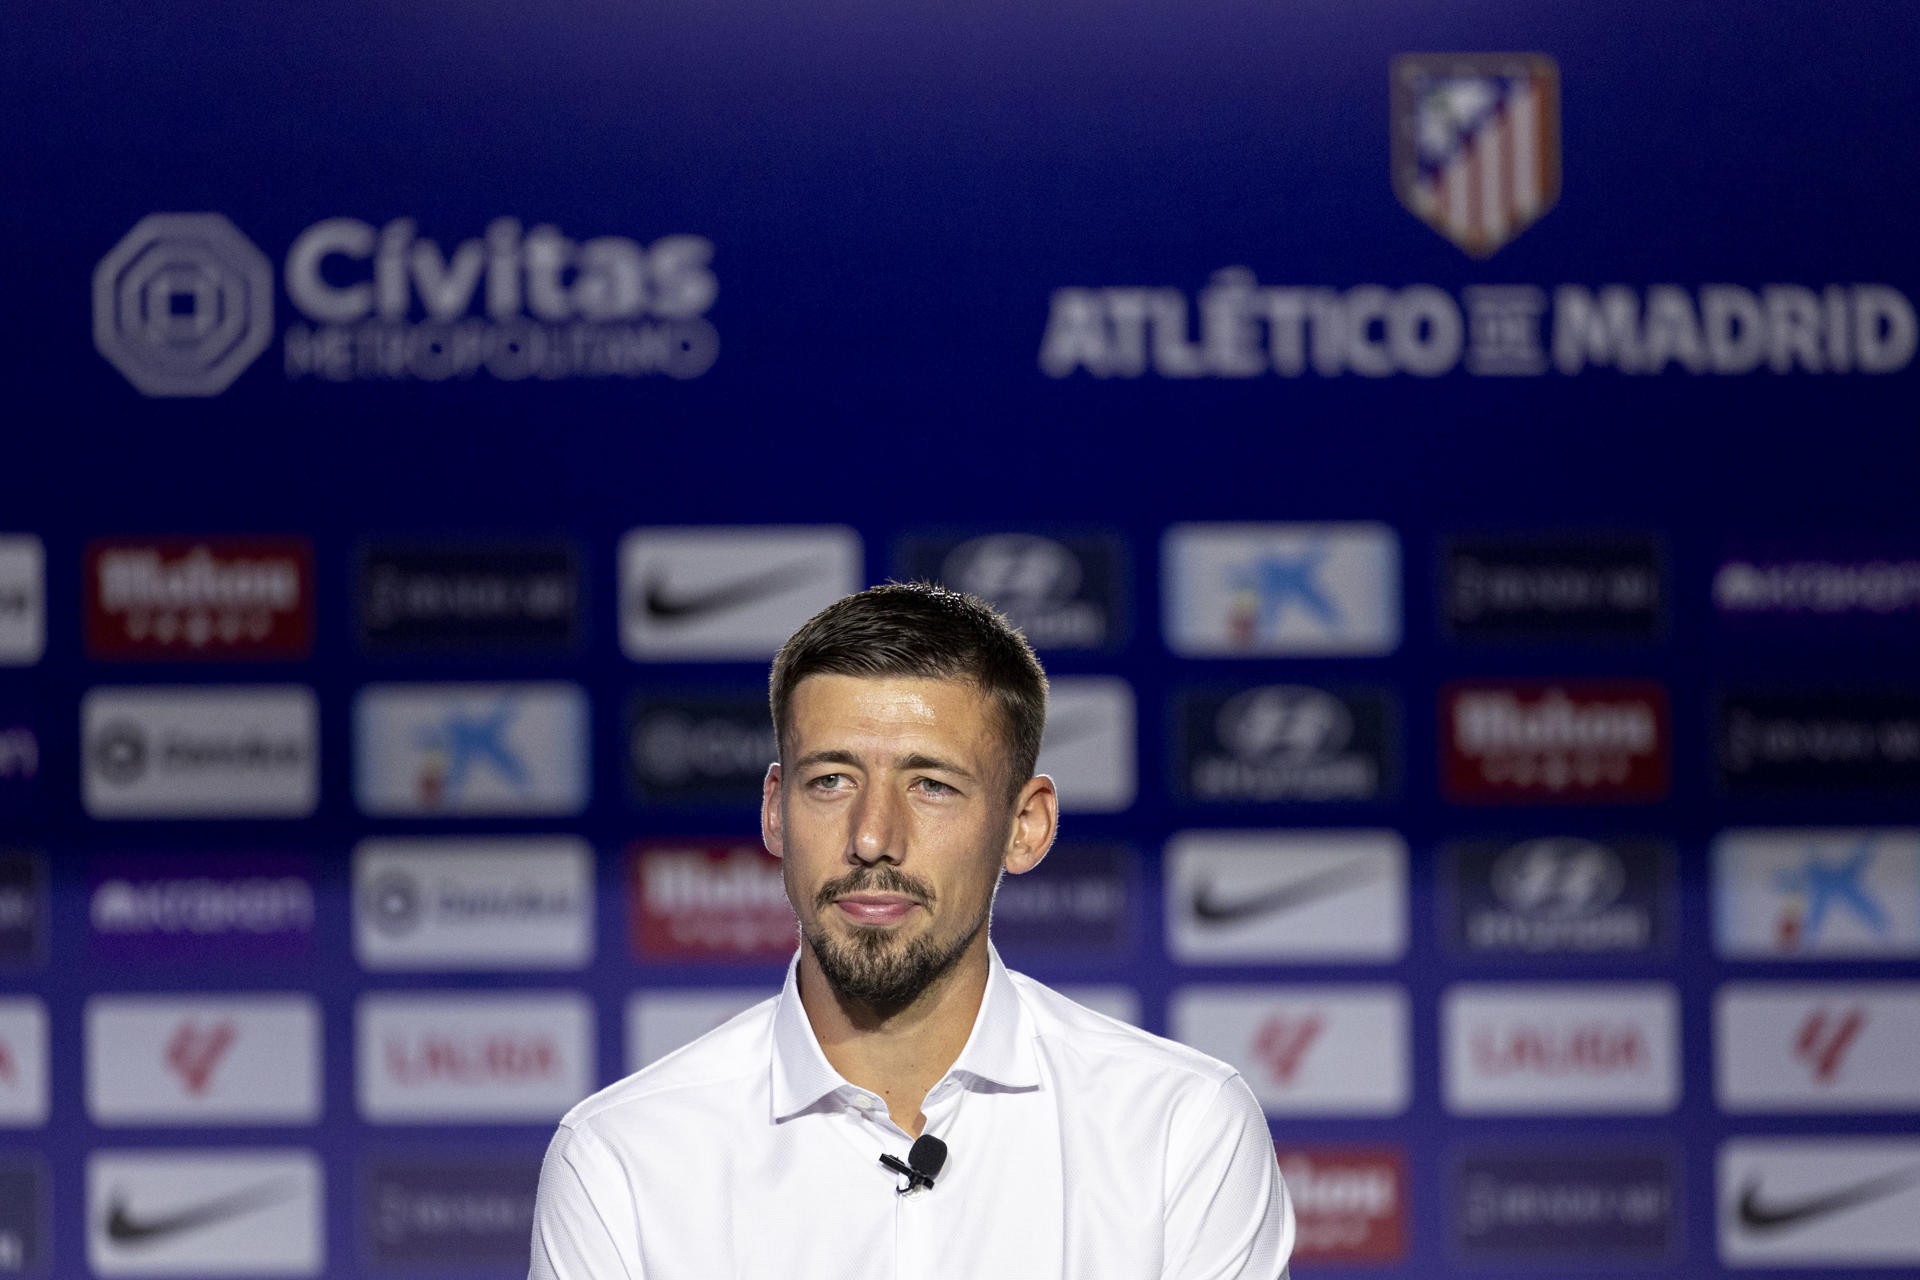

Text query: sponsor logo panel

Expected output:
[1718,1138,1920,1266]
[363,1151,541,1266]
[356,992,593,1123]
[0,538,45,667]
[619,526,861,660]
[88,855,315,963]
[1713,829,1920,960]
[0,856,45,966]
[0,707,39,815]
[1443,983,1680,1114]
[1034,677,1136,813]
[625,688,775,809]
[354,682,589,817]
[82,686,318,819]
[1277,1146,1407,1264]
[354,838,593,971]
[1166,831,1406,962]
[1453,1148,1677,1263]
[1391,53,1561,258]
[628,839,795,962]
[1174,684,1395,804]
[1719,690,1920,793]
[991,843,1136,958]
[1716,542,1920,624]
[0,1000,48,1127]
[1441,679,1669,803]
[1162,524,1400,657]
[0,1157,46,1274]
[1170,985,1410,1115]
[895,531,1125,650]
[85,995,320,1125]
[84,538,314,660]
[1443,533,1661,641]
[86,1148,323,1276]
[1445,836,1672,955]
[358,540,581,653]
[1715,983,1920,1112]
[626,989,770,1072]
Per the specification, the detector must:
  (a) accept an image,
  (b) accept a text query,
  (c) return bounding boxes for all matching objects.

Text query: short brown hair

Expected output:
[769,582,1048,800]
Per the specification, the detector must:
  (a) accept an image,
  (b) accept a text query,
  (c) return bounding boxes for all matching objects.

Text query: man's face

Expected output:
[762,674,1055,1011]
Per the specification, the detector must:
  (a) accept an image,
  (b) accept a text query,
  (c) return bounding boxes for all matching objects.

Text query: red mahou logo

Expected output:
[1276,1146,1407,1263]
[629,840,796,960]
[86,537,314,659]
[1442,679,1669,803]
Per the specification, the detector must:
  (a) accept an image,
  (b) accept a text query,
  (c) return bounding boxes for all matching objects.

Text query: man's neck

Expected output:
[796,942,991,1137]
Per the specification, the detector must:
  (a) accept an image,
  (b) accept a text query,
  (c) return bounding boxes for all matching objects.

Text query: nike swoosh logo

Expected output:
[642,560,827,622]
[105,1180,297,1245]
[1737,1166,1920,1233]
[1190,857,1382,925]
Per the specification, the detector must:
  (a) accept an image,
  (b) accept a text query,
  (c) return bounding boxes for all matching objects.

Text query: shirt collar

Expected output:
[769,945,1040,1123]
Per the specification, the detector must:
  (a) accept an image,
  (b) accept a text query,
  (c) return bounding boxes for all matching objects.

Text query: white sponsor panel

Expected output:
[353,682,588,816]
[1166,830,1407,962]
[1715,983,1920,1112]
[82,686,318,818]
[1718,1138,1920,1267]
[1443,983,1680,1114]
[354,837,593,970]
[357,991,593,1122]
[1170,985,1410,1115]
[0,537,45,665]
[85,994,320,1125]
[1162,523,1400,657]
[1034,676,1136,813]
[626,989,769,1072]
[1054,984,1143,1028]
[1714,829,1920,959]
[0,998,48,1126]
[87,1148,323,1276]
[619,526,862,660]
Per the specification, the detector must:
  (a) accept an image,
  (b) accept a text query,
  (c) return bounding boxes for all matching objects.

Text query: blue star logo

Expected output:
[1775,840,1888,943]
[1229,544,1341,637]
[416,700,528,799]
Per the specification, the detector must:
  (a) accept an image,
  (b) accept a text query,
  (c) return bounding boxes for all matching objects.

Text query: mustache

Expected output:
[814,865,935,913]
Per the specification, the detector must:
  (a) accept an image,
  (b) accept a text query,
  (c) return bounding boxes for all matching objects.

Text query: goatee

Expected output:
[801,865,993,1015]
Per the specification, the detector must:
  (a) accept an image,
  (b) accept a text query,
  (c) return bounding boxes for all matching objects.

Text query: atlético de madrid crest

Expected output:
[1391,53,1560,258]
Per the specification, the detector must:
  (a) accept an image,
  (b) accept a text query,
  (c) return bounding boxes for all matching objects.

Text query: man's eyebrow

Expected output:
[897,753,977,781]
[792,749,864,770]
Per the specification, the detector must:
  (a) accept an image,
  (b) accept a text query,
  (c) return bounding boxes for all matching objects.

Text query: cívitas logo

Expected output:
[628,840,795,961]
[1454,1148,1676,1262]
[1442,679,1669,803]
[86,538,314,660]
[364,1155,541,1266]
[358,540,581,654]
[1277,1146,1407,1264]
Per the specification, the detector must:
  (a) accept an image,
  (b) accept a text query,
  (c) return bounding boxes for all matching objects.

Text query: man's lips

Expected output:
[833,894,920,925]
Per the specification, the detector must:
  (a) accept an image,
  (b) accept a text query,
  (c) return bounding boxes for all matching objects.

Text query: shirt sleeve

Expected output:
[1160,1074,1294,1280]
[529,1123,637,1280]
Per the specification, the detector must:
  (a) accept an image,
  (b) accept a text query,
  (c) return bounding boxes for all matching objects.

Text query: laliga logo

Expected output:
[92,214,275,397]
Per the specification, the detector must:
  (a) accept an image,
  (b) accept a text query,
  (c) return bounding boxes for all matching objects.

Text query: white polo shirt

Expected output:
[529,948,1293,1279]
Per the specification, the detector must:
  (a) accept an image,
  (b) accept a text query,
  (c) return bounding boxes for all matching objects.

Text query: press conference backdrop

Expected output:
[5,1,1920,1276]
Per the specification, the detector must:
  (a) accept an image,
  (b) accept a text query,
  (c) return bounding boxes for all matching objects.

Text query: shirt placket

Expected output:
[892,1077,964,1280]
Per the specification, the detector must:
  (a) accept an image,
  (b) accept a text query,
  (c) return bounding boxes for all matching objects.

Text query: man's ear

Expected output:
[1002,773,1058,876]
[761,762,784,858]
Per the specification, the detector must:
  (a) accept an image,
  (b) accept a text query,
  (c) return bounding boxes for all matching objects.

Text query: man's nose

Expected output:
[847,787,903,864]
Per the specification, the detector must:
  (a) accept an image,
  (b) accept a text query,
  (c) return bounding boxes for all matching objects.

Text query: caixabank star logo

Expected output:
[1391,54,1561,258]
[92,214,275,396]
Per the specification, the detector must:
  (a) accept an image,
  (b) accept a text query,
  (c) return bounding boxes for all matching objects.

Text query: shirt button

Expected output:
[852,1093,876,1110]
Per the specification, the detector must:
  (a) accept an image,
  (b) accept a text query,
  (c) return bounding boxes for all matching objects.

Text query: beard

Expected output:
[800,863,996,1015]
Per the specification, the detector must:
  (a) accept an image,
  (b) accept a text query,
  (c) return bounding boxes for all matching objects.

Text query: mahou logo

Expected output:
[628,840,795,961]
[86,537,314,660]
[1277,1146,1408,1264]
[356,992,591,1122]
[1442,679,1669,802]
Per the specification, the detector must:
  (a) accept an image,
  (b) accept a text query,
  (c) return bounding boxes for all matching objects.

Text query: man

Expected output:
[530,583,1293,1278]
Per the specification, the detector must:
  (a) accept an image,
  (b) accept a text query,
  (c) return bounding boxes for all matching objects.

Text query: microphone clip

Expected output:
[878,1152,936,1194]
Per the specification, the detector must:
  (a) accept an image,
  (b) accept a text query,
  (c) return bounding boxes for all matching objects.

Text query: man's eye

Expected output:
[913,777,957,796]
[809,773,849,790]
